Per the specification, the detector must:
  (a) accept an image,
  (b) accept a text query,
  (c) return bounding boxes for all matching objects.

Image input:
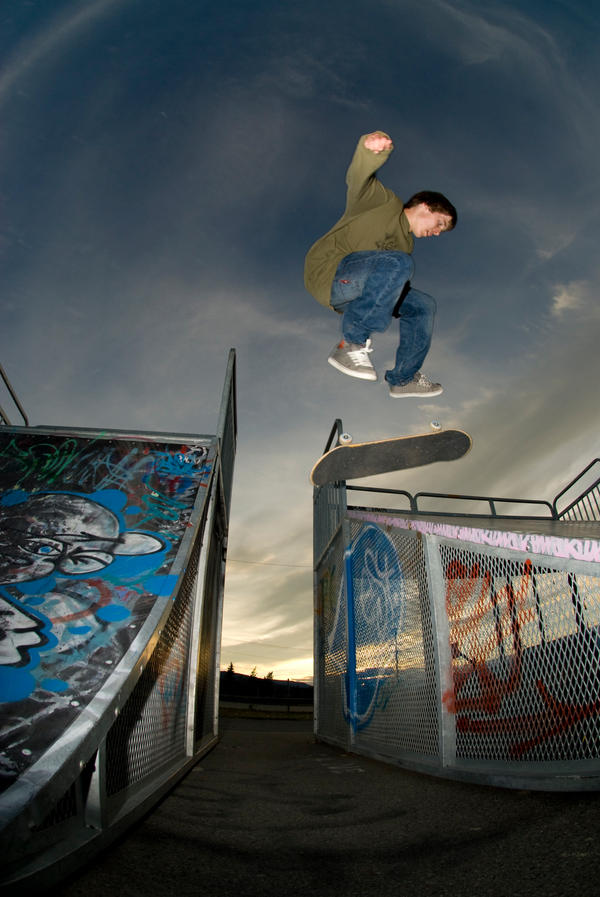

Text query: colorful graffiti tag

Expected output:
[0,429,214,792]
[442,554,600,760]
[325,525,406,731]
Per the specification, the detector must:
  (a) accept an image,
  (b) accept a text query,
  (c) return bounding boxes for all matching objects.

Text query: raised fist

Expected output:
[363,131,393,154]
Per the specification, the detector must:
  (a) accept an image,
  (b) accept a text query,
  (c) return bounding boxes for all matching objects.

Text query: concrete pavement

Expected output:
[51,717,600,897]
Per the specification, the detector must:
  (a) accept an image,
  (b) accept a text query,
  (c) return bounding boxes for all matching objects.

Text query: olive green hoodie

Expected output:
[304,133,414,308]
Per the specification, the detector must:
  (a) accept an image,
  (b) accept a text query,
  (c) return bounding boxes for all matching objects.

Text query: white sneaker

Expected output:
[328,339,377,381]
[388,371,443,397]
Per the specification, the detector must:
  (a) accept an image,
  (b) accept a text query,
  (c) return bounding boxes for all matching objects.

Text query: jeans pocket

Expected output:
[331,277,360,308]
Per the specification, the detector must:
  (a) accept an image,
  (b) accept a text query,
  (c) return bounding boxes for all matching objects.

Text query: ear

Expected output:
[114,532,164,556]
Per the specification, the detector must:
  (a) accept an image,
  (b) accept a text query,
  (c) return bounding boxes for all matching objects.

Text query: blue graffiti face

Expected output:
[0,493,163,585]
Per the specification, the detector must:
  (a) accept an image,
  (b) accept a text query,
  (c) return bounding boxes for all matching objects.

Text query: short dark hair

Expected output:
[404,191,457,229]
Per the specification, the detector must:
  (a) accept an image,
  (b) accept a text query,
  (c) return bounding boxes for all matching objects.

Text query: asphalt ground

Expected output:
[50,717,600,897]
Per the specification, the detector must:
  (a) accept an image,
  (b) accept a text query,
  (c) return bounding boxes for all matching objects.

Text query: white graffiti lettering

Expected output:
[347,511,600,563]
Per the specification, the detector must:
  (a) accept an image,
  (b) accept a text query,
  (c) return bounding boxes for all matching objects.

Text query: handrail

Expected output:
[346,484,416,508]
[0,361,29,426]
[552,458,600,520]
[346,484,555,519]
[413,490,555,518]
[323,418,344,454]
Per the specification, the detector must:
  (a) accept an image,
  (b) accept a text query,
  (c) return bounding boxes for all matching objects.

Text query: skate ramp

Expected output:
[313,421,600,790]
[0,352,236,886]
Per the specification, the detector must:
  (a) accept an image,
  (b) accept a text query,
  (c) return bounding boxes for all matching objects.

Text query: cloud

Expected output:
[550,280,588,317]
[221,554,313,678]
[3,0,599,682]
[415,0,571,86]
[0,0,125,105]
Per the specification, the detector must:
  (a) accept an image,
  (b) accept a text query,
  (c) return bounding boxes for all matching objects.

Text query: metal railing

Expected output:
[553,459,600,521]
[0,362,29,427]
[347,485,555,519]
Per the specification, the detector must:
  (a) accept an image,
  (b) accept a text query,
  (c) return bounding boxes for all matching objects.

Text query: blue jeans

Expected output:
[330,251,436,386]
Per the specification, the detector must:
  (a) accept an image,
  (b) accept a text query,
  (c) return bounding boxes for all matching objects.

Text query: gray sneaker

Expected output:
[328,339,377,381]
[388,371,443,397]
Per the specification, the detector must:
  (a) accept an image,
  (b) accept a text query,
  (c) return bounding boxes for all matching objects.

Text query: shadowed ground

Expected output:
[51,717,599,897]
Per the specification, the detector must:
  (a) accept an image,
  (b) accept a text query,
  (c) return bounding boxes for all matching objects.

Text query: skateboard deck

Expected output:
[310,429,472,486]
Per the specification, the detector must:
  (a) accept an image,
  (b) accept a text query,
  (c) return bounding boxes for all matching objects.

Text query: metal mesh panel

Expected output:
[314,481,345,565]
[439,542,600,763]
[315,529,348,745]
[347,522,439,758]
[105,540,199,795]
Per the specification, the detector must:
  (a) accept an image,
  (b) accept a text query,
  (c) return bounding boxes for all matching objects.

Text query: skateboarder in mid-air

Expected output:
[304,131,457,397]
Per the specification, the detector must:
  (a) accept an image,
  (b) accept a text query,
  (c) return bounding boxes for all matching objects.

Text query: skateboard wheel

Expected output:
[430,420,442,431]
[339,432,353,445]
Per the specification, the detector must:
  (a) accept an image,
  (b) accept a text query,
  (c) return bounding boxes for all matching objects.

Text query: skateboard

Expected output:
[310,427,472,486]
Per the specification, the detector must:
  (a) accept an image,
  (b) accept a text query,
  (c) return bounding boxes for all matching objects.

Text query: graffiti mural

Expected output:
[324,525,406,731]
[441,551,600,761]
[0,429,215,792]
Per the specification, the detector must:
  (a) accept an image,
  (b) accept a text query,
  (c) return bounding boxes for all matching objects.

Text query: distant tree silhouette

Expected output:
[265,671,274,680]
[250,666,257,677]
[226,661,234,674]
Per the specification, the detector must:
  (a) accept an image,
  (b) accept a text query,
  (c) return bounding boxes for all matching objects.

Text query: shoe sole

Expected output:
[389,387,443,398]
[328,356,377,381]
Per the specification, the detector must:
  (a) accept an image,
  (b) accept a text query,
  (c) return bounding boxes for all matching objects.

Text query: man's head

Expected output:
[0,493,164,585]
[404,191,457,238]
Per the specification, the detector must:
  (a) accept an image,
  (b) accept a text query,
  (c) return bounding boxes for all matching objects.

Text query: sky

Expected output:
[1,0,599,681]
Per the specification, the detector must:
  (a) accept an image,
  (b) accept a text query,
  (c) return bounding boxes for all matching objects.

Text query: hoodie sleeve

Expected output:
[344,132,397,216]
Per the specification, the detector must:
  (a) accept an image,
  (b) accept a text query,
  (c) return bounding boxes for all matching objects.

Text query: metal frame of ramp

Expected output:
[0,350,237,887]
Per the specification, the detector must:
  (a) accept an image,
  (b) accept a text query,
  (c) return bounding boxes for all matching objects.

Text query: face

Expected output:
[0,494,163,585]
[0,596,45,665]
[409,204,452,238]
